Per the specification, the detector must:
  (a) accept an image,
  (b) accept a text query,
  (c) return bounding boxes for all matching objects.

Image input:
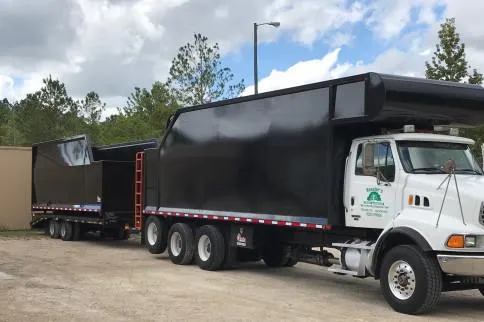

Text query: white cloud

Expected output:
[328,32,354,48]
[247,0,484,95]
[1,0,484,116]
[0,75,14,101]
[366,0,441,40]
[265,0,367,45]
[0,0,370,106]
[241,48,351,95]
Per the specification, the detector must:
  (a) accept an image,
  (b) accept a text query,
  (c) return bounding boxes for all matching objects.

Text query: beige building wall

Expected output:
[0,147,32,230]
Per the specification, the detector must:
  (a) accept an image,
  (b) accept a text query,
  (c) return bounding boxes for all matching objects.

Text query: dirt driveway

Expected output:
[0,233,483,322]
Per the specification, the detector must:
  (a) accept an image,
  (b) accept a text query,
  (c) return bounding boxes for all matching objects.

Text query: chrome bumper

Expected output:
[437,254,484,276]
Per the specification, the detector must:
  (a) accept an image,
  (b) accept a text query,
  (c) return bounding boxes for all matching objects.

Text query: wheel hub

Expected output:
[388,260,416,300]
[147,222,158,246]
[198,235,211,262]
[170,231,182,256]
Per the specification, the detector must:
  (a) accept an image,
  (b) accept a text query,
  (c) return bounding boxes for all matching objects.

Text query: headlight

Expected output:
[446,234,477,248]
[464,235,477,247]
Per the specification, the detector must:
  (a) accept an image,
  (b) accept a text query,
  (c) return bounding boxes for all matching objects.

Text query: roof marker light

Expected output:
[449,128,459,136]
[403,125,415,133]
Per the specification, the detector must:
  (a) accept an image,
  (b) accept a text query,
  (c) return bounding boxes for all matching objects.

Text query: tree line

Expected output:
[1,18,483,148]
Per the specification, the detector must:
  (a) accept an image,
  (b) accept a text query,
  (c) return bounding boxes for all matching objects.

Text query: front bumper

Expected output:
[437,254,484,276]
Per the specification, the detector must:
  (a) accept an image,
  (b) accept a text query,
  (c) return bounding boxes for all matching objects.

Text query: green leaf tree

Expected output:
[79,91,105,144]
[425,17,483,84]
[15,76,85,145]
[425,17,484,161]
[167,33,245,106]
[0,98,12,145]
[99,82,178,144]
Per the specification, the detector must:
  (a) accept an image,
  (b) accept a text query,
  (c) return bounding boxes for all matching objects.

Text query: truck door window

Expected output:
[355,142,395,182]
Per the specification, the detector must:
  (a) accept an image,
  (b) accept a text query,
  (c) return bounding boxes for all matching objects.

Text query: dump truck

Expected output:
[31,72,484,315]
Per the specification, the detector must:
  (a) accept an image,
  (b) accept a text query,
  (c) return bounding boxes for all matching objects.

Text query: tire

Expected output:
[195,225,226,271]
[262,244,292,267]
[72,222,81,241]
[167,223,195,265]
[478,288,484,296]
[380,245,442,315]
[60,221,73,241]
[48,220,60,239]
[144,216,167,254]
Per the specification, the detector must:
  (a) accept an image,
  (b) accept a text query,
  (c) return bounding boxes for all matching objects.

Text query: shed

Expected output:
[0,146,32,230]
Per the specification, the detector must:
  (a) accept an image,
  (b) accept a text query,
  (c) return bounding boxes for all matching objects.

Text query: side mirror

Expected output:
[362,142,376,176]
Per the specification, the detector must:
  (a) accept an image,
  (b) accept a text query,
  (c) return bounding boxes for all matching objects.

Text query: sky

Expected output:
[0,0,483,118]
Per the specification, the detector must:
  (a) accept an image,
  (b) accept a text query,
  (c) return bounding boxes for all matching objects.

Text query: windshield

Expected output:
[396,140,483,175]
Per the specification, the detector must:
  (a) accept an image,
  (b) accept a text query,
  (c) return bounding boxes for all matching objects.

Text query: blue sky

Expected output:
[223,2,447,93]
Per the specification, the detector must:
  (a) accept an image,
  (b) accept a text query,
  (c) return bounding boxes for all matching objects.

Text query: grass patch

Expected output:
[0,229,45,237]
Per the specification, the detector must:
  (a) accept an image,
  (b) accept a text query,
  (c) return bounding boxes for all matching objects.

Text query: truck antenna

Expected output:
[435,159,466,228]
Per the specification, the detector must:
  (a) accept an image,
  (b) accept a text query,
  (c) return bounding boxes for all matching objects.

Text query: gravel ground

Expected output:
[0,234,483,322]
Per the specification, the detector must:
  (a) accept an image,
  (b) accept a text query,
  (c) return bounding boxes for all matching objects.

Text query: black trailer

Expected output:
[139,72,484,236]
[136,72,484,314]
[30,135,159,240]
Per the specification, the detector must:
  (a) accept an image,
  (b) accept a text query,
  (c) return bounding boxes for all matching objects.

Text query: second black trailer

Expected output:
[30,135,159,240]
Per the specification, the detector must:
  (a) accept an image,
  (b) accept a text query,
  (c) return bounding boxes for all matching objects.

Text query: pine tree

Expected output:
[425,18,482,84]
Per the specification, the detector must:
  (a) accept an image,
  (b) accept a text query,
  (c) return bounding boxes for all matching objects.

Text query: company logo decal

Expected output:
[360,187,389,217]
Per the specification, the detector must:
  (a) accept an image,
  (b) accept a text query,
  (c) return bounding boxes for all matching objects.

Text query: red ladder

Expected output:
[134,152,144,230]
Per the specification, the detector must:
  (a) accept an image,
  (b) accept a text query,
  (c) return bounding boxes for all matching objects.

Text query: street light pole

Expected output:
[253,21,280,95]
[253,22,258,95]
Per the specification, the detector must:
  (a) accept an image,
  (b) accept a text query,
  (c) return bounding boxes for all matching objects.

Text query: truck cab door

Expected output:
[345,140,397,229]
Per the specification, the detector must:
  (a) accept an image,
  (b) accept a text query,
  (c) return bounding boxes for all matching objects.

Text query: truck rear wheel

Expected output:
[195,225,225,271]
[144,216,167,254]
[167,223,195,265]
[48,220,60,239]
[380,245,442,315]
[60,221,73,241]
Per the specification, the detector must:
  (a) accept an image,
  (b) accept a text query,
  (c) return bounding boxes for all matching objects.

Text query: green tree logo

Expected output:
[367,191,381,201]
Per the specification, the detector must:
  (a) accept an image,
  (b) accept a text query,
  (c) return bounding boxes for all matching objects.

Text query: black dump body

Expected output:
[143,72,484,227]
[32,135,159,219]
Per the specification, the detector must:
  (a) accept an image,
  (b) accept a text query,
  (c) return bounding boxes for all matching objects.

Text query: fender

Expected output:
[370,226,433,278]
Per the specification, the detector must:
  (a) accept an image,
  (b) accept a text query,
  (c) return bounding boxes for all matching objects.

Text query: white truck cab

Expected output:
[339,125,484,314]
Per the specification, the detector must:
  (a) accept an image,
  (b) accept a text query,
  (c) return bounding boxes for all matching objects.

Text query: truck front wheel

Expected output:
[380,245,442,315]
[144,216,167,254]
